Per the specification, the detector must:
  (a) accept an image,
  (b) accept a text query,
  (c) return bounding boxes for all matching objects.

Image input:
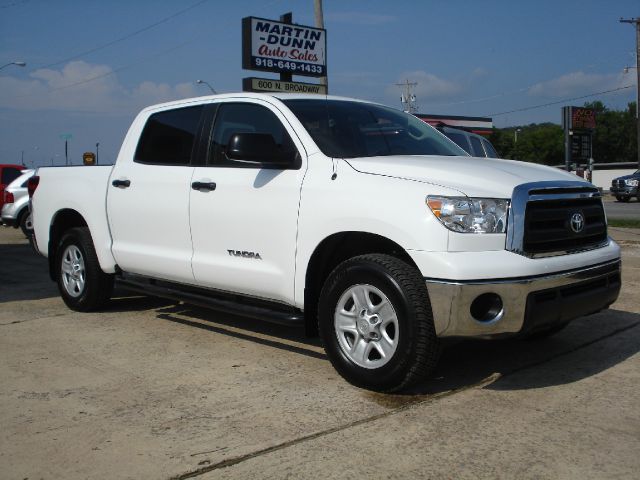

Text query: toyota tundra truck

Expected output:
[29,93,621,392]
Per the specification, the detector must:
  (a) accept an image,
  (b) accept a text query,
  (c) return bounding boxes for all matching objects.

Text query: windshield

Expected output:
[283,99,468,158]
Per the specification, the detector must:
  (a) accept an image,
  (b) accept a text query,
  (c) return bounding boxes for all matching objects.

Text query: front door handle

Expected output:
[112,179,131,188]
[191,181,217,192]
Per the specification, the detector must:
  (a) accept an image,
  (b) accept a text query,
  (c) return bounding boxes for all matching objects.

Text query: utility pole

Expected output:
[396,79,418,113]
[314,0,327,90]
[620,17,640,168]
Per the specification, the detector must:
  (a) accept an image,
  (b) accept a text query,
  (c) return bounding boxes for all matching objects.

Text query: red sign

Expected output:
[571,108,596,130]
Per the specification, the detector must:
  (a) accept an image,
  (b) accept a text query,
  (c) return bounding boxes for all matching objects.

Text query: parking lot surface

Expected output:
[603,194,640,220]
[1,227,639,479]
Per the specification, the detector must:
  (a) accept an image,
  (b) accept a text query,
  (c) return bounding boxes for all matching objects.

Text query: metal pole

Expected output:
[96,142,100,165]
[620,18,640,169]
[279,12,293,83]
[563,106,571,171]
[636,20,639,169]
[65,140,68,166]
[314,0,327,90]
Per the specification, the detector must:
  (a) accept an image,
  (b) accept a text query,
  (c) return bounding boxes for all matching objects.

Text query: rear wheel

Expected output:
[56,227,113,311]
[617,196,630,202]
[318,254,440,392]
[19,210,32,237]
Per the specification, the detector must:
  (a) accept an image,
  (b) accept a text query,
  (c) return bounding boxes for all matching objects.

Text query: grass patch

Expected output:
[608,218,640,228]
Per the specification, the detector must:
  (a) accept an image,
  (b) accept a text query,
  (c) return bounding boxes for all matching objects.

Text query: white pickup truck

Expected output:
[30,93,621,392]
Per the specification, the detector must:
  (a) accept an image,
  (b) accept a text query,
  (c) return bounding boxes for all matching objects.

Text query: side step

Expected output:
[116,276,305,327]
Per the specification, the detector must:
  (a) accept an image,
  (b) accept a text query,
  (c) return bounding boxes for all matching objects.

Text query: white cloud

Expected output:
[528,71,634,98]
[386,71,462,102]
[0,61,199,113]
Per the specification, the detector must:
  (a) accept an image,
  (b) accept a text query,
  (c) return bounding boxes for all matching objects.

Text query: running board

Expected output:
[116,276,305,327]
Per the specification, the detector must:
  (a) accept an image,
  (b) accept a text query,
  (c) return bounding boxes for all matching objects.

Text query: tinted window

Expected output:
[2,168,22,184]
[469,136,485,157]
[443,132,471,154]
[135,106,203,165]
[210,103,298,167]
[481,138,498,158]
[284,100,467,158]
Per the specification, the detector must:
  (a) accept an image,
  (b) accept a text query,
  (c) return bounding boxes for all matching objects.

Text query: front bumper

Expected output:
[426,259,621,338]
[610,186,638,197]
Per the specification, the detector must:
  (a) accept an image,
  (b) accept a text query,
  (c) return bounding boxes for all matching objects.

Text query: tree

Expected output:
[490,100,637,165]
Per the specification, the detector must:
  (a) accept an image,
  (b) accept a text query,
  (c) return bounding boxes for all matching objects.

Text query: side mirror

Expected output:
[226,133,294,167]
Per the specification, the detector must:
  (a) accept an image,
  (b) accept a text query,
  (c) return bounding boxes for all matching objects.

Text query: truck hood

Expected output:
[613,172,640,181]
[345,155,585,198]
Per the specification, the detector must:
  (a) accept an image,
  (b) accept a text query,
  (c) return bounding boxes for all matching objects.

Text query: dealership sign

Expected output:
[243,77,327,94]
[242,16,326,77]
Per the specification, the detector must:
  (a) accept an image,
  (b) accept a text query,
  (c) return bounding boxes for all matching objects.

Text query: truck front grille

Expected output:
[523,197,607,254]
[506,181,608,257]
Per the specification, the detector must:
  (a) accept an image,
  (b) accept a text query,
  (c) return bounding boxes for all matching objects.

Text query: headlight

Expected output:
[427,196,509,234]
[625,179,639,187]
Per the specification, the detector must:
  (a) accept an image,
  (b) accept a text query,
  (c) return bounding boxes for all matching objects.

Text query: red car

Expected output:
[1,164,26,212]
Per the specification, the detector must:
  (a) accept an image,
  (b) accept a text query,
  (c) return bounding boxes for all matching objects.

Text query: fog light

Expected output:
[470,293,504,323]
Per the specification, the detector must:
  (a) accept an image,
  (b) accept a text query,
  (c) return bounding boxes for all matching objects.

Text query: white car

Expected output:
[1,169,34,236]
[30,93,621,392]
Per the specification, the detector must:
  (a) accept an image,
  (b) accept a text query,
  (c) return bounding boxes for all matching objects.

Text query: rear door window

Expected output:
[443,132,471,154]
[2,167,22,184]
[469,137,485,157]
[481,138,498,158]
[134,106,204,165]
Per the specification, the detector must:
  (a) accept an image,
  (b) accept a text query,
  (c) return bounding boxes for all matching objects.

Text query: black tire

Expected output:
[318,254,440,392]
[56,227,114,312]
[18,209,32,237]
[618,196,630,203]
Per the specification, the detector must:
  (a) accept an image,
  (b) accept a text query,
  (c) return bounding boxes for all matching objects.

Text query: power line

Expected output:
[7,0,285,100]
[32,0,209,71]
[488,84,635,117]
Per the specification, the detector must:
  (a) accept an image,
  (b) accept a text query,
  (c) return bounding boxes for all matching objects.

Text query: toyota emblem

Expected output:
[570,212,585,233]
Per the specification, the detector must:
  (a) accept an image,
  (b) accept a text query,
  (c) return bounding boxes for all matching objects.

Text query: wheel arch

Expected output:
[303,231,420,336]
[48,209,88,281]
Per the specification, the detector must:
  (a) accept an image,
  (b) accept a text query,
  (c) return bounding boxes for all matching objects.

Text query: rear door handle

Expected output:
[191,181,216,192]
[112,179,131,188]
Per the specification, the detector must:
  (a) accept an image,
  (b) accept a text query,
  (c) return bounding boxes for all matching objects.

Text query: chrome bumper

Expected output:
[426,259,621,338]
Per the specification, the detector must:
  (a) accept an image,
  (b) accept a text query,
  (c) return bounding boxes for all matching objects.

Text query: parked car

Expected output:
[437,126,499,158]
[1,169,35,236]
[610,170,639,202]
[0,164,25,212]
[30,93,620,392]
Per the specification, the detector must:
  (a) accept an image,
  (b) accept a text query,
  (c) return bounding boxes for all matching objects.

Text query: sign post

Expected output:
[562,107,595,173]
[59,133,72,166]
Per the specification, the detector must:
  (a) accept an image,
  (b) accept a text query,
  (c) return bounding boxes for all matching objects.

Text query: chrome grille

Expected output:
[506,181,608,257]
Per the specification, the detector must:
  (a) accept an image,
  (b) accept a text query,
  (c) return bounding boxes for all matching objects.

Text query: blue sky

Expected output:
[0,0,637,167]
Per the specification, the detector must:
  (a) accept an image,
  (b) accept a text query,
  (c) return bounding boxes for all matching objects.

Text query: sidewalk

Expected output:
[609,227,640,243]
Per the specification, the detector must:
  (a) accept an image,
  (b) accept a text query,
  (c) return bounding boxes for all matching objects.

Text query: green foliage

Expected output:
[490,101,638,165]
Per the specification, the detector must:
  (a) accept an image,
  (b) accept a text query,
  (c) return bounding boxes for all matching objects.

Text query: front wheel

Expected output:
[56,227,114,312]
[318,254,440,392]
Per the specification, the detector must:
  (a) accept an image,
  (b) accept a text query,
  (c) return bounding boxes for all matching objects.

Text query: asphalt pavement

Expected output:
[603,194,640,220]
[0,227,638,479]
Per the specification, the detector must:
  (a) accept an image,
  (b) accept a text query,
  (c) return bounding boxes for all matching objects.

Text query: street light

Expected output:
[0,61,27,70]
[196,79,217,94]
